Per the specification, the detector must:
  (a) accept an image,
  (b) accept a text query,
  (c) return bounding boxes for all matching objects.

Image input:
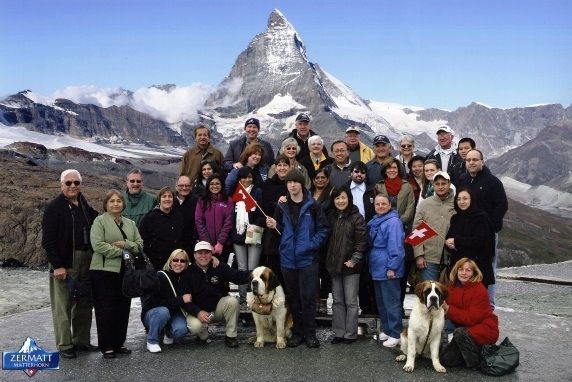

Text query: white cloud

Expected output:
[51,84,214,123]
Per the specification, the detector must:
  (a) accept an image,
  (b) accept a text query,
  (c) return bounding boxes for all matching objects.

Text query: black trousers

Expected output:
[90,270,131,353]
[282,263,319,339]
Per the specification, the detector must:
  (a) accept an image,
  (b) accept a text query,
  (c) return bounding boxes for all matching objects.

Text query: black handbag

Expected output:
[479,337,520,376]
[121,252,160,298]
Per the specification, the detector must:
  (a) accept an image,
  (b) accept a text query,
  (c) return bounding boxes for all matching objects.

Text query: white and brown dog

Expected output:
[247,266,291,349]
[396,280,448,373]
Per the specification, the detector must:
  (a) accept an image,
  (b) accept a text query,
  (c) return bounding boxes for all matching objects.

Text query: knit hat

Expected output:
[284,169,305,185]
[245,117,260,129]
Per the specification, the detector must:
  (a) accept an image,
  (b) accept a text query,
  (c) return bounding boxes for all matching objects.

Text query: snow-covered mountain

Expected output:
[18,337,42,353]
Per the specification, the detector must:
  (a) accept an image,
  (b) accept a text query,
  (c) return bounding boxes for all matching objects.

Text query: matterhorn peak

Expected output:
[19,337,41,353]
[268,9,291,29]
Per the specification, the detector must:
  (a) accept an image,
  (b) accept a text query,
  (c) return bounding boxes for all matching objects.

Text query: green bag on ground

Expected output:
[479,337,520,376]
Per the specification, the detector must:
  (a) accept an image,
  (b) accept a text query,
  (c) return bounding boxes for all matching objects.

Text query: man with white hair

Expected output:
[425,126,463,177]
[42,169,99,359]
[345,126,374,164]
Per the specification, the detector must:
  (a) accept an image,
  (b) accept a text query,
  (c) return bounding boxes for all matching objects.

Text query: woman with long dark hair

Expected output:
[195,173,234,263]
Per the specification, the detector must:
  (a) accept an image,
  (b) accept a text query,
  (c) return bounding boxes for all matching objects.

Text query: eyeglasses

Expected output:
[129,179,142,184]
[64,180,81,187]
[401,144,413,148]
[177,184,191,188]
[171,258,188,263]
[285,147,297,151]
[353,169,366,174]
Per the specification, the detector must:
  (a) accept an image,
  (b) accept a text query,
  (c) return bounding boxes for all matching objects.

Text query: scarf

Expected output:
[235,184,253,235]
[384,176,402,197]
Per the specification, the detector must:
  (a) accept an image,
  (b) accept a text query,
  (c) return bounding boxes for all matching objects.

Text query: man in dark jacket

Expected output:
[266,169,330,348]
[287,113,328,161]
[42,169,99,359]
[425,125,463,179]
[184,241,250,348]
[173,175,198,256]
[458,149,508,307]
[223,117,275,170]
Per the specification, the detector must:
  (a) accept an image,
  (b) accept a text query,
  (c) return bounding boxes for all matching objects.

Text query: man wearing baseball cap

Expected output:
[184,241,250,348]
[425,125,462,182]
[287,113,328,161]
[345,126,374,164]
[411,171,455,282]
[366,134,395,186]
[224,117,275,170]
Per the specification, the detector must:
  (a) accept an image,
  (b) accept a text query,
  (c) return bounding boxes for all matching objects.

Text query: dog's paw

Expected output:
[403,363,415,373]
[433,364,446,373]
[395,354,406,362]
[276,339,286,349]
[254,340,265,348]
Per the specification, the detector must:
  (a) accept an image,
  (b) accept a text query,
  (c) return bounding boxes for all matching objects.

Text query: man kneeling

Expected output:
[186,241,250,347]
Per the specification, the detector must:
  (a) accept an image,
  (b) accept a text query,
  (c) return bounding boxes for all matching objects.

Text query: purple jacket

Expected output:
[195,195,234,246]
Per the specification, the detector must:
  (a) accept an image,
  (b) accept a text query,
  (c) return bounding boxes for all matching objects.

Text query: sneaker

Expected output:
[382,337,400,348]
[224,336,239,348]
[373,332,390,341]
[163,335,174,345]
[146,342,162,353]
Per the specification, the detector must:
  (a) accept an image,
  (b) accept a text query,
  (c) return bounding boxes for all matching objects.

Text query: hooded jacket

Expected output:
[367,209,405,280]
[446,190,495,286]
[274,190,330,269]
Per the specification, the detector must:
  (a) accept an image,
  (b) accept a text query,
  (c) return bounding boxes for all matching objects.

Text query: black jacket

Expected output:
[446,202,496,286]
[287,128,328,162]
[425,149,463,180]
[458,166,508,233]
[326,205,368,275]
[42,193,98,269]
[141,269,194,321]
[184,262,250,315]
[139,207,185,270]
[173,195,198,256]
[223,135,275,170]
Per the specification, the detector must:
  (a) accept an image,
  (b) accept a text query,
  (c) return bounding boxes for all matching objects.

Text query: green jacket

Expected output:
[122,190,156,227]
[89,213,144,273]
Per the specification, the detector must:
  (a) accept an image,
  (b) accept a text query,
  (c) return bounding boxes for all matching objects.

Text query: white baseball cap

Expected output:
[194,241,213,252]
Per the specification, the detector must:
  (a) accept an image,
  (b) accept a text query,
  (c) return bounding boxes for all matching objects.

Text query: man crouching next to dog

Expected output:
[185,241,250,348]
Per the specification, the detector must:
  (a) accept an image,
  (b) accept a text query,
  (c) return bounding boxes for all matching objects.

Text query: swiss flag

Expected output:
[231,182,257,211]
[405,220,439,246]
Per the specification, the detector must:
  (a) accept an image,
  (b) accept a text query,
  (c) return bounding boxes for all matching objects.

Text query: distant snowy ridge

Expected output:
[502,176,572,218]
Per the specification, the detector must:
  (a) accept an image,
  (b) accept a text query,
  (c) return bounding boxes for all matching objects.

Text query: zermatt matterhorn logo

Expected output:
[2,337,60,377]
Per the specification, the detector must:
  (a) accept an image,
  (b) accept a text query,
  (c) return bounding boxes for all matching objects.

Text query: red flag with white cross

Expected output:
[231,182,257,211]
[405,220,439,246]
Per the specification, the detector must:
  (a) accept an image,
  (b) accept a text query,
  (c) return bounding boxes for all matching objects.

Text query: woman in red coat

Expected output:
[440,258,499,368]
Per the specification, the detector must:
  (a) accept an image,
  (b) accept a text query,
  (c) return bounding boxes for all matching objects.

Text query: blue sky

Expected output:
[1,0,571,110]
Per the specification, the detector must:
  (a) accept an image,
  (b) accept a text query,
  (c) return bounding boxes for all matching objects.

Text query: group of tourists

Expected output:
[42,112,507,370]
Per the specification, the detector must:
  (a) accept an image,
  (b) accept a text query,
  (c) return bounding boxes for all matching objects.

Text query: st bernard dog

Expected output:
[396,280,448,373]
[247,266,292,349]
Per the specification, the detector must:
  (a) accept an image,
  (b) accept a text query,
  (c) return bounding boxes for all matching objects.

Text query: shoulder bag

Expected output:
[479,337,520,376]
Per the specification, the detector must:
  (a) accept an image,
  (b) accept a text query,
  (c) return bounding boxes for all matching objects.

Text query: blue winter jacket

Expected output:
[275,190,330,270]
[367,210,405,280]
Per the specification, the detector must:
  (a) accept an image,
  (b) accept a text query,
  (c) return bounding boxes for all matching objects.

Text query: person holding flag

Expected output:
[230,167,265,309]
[411,171,456,282]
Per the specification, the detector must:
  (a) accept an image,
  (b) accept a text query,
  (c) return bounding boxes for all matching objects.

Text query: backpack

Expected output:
[479,337,520,376]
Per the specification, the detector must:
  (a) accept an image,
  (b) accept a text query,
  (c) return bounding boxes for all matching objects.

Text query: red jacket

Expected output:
[446,281,499,345]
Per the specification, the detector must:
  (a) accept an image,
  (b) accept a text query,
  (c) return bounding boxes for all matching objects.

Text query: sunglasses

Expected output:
[401,144,413,148]
[64,181,81,187]
[177,184,191,188]
[171,258,188,263]
[285,147,297,150]
[129,179,142,184]
[353,169,366,174]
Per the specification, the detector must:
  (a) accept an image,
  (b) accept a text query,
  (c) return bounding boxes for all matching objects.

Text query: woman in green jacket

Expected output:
[90,189,143,359]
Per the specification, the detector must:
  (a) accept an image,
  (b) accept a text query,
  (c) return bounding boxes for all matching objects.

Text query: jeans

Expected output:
[282,263,319,340]
[373,278,403,339]
[143,307,188,345]
[420,262,441,282]
[233,243,262,303]
[330,273,360,339]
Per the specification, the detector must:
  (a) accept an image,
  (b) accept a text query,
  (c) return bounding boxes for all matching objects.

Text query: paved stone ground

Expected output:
[1,276,570,381]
